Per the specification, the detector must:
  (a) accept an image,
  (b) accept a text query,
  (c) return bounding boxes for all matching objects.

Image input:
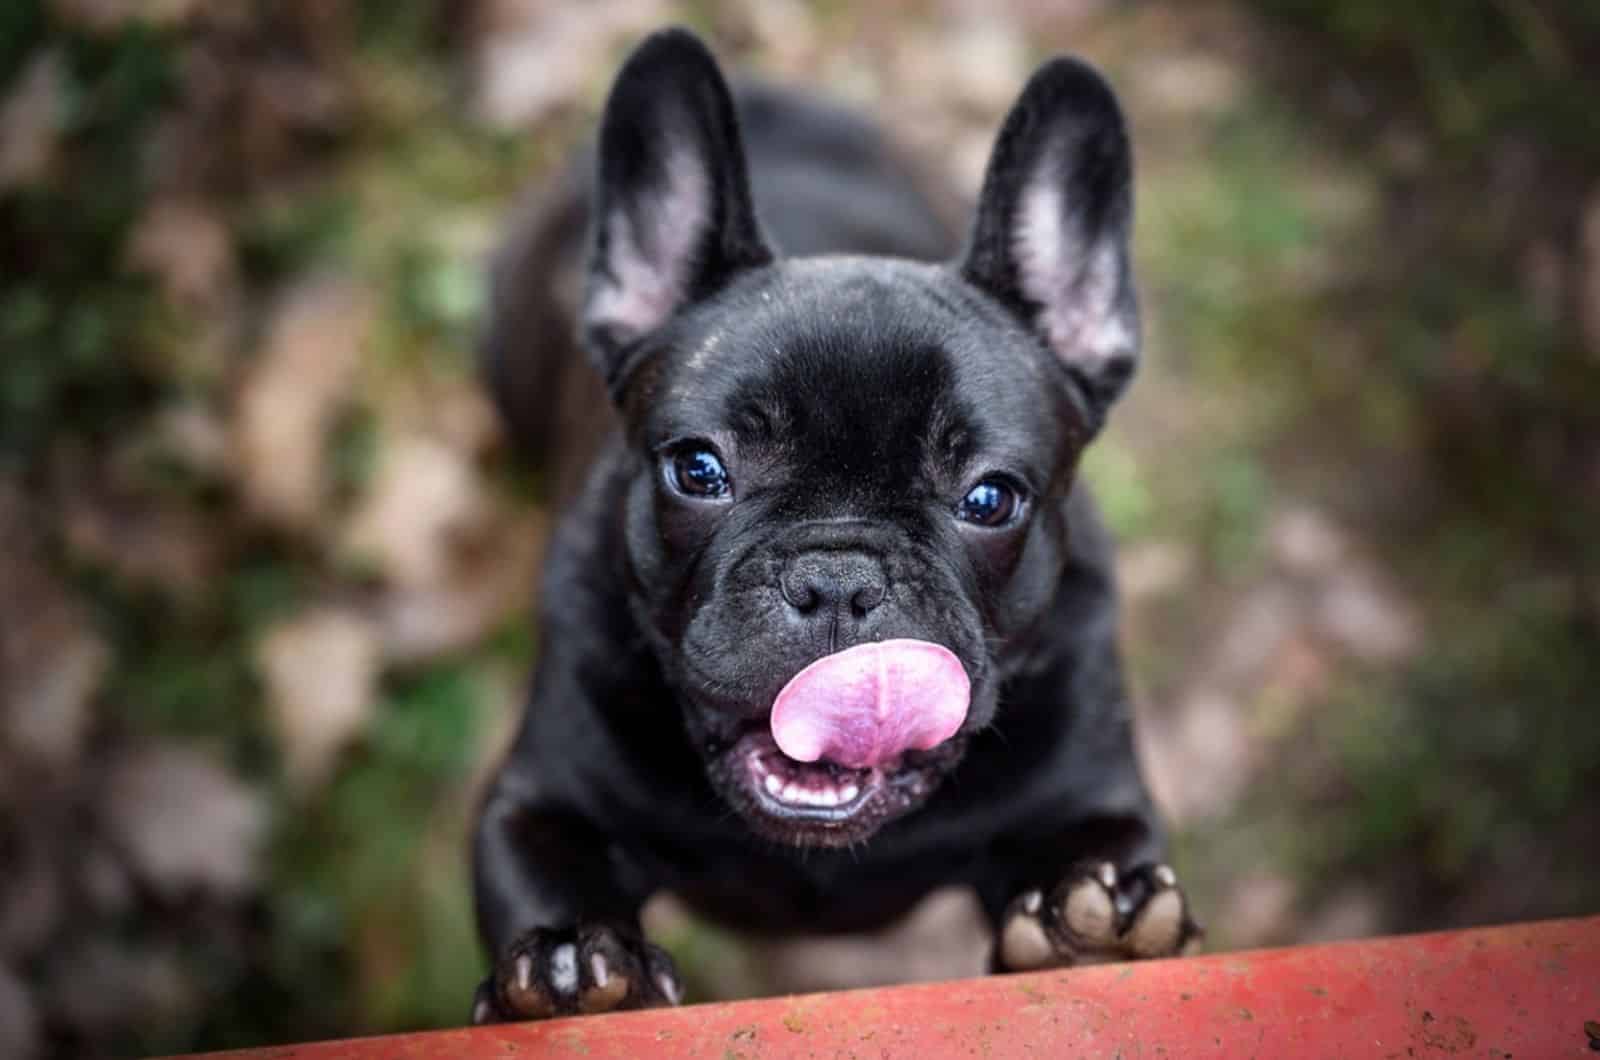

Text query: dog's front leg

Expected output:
[470,784,681,1024]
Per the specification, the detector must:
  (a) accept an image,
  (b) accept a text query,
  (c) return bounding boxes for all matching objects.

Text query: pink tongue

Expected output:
[770,639,970,769]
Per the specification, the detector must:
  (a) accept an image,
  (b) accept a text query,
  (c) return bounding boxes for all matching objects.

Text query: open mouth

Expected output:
[721,728,958,844]
[745,732,876,817]
[704,638,975,844]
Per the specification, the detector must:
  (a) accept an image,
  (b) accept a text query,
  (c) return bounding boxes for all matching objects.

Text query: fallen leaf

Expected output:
[470,0,668,128]
[100,745,268,900]
[0,50,64,191]
[234,277,374,531]
[125,198,235,310]
[340,433,489,590]
[0,478,106,771]
[257,607,381,794]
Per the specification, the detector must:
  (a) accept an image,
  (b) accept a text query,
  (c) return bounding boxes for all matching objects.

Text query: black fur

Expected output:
[472,27,1174,1018]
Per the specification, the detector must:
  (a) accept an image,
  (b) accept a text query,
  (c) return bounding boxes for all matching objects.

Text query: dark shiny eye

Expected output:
[956,478,1021,527]
[669,446,732,499]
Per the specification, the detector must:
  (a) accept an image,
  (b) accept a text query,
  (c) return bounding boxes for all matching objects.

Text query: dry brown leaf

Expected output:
[125,198,235,310]
[0,479,106,772]
[0,51,63,192]
[99,745,268,900]
[257,607,381,794]
[340,434,489,590]
[372,507,546,665]
[58,481,222,598]
[1313,569,1420,664]
[234,277,374,532]
[470,0,668,128]
[1580,189,1600,360]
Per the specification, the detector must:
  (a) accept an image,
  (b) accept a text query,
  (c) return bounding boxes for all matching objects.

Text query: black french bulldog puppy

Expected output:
[471,27,1199,1023]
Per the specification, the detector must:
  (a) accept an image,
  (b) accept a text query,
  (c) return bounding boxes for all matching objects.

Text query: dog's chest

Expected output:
[660,845,984,935]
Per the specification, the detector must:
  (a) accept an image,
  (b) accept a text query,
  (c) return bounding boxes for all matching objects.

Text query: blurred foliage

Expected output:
[1,2,533,1055]
[1205,0,1600,931]
[1257,0,1600,155]
[0,12,178,471]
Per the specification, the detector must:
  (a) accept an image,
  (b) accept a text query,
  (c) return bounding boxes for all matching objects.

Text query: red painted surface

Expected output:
[177,915,1600,1059]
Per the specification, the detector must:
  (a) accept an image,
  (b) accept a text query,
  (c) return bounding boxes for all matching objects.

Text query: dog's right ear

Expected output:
[582,28,773,389]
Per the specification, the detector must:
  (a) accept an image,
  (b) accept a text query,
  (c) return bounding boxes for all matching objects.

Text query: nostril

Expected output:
[783,579,821,614]
[850,584,885,617]
[781,552,887,621]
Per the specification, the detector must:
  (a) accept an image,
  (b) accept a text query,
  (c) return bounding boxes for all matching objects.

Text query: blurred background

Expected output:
[2,0,1599,1055]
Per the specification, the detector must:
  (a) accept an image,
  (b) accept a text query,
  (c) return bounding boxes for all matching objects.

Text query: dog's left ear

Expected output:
[960,58,1139,430]
[583,28,773,388]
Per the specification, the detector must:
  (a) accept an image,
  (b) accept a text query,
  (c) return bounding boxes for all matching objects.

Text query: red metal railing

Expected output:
[177,915,1600,1058]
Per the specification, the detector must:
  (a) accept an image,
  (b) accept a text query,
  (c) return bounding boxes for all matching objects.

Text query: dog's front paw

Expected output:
[471,922,682,1024]
[995,861,1202,972]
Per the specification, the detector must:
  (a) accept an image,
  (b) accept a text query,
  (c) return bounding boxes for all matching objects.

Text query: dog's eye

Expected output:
[956,478,1021,527]
[669,446,732,499]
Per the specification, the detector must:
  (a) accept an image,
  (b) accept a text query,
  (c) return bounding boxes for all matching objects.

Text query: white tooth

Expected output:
[765,774,782,796]
[783,783,803,803]
[817,789,839,807]
[840,784,859,802]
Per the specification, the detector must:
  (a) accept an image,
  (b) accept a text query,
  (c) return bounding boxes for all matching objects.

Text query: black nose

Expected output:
[781,551,887,621]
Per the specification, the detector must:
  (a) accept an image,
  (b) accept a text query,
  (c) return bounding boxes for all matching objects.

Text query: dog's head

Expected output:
[576,29,1139,846]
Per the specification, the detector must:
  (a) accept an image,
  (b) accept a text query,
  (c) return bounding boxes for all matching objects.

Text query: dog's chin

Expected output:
[706,726,966,847]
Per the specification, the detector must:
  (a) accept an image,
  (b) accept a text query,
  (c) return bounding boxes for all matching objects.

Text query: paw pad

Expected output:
[996,861,1200,972]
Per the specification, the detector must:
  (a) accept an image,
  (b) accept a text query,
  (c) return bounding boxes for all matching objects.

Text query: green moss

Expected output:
[1253,1,1600,156]
[237,191,361,286]
[0,12,182,470]
[1079,439,1155,542]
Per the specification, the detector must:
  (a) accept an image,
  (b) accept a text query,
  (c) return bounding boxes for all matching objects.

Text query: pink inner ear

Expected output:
[587,146,709,345]
[1012,152,1135,373]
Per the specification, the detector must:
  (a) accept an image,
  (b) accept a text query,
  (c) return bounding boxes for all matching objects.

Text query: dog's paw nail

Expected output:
[590,952,610,988]
[514,953,534,993]
[1181,934,1204,957]
[1096,861,1118,890]
[471,983,499,1026]
[1152,863,1177,889]
[655,970,682,1005]
[1021,888,1042,914]
[1059,870,1117,946]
